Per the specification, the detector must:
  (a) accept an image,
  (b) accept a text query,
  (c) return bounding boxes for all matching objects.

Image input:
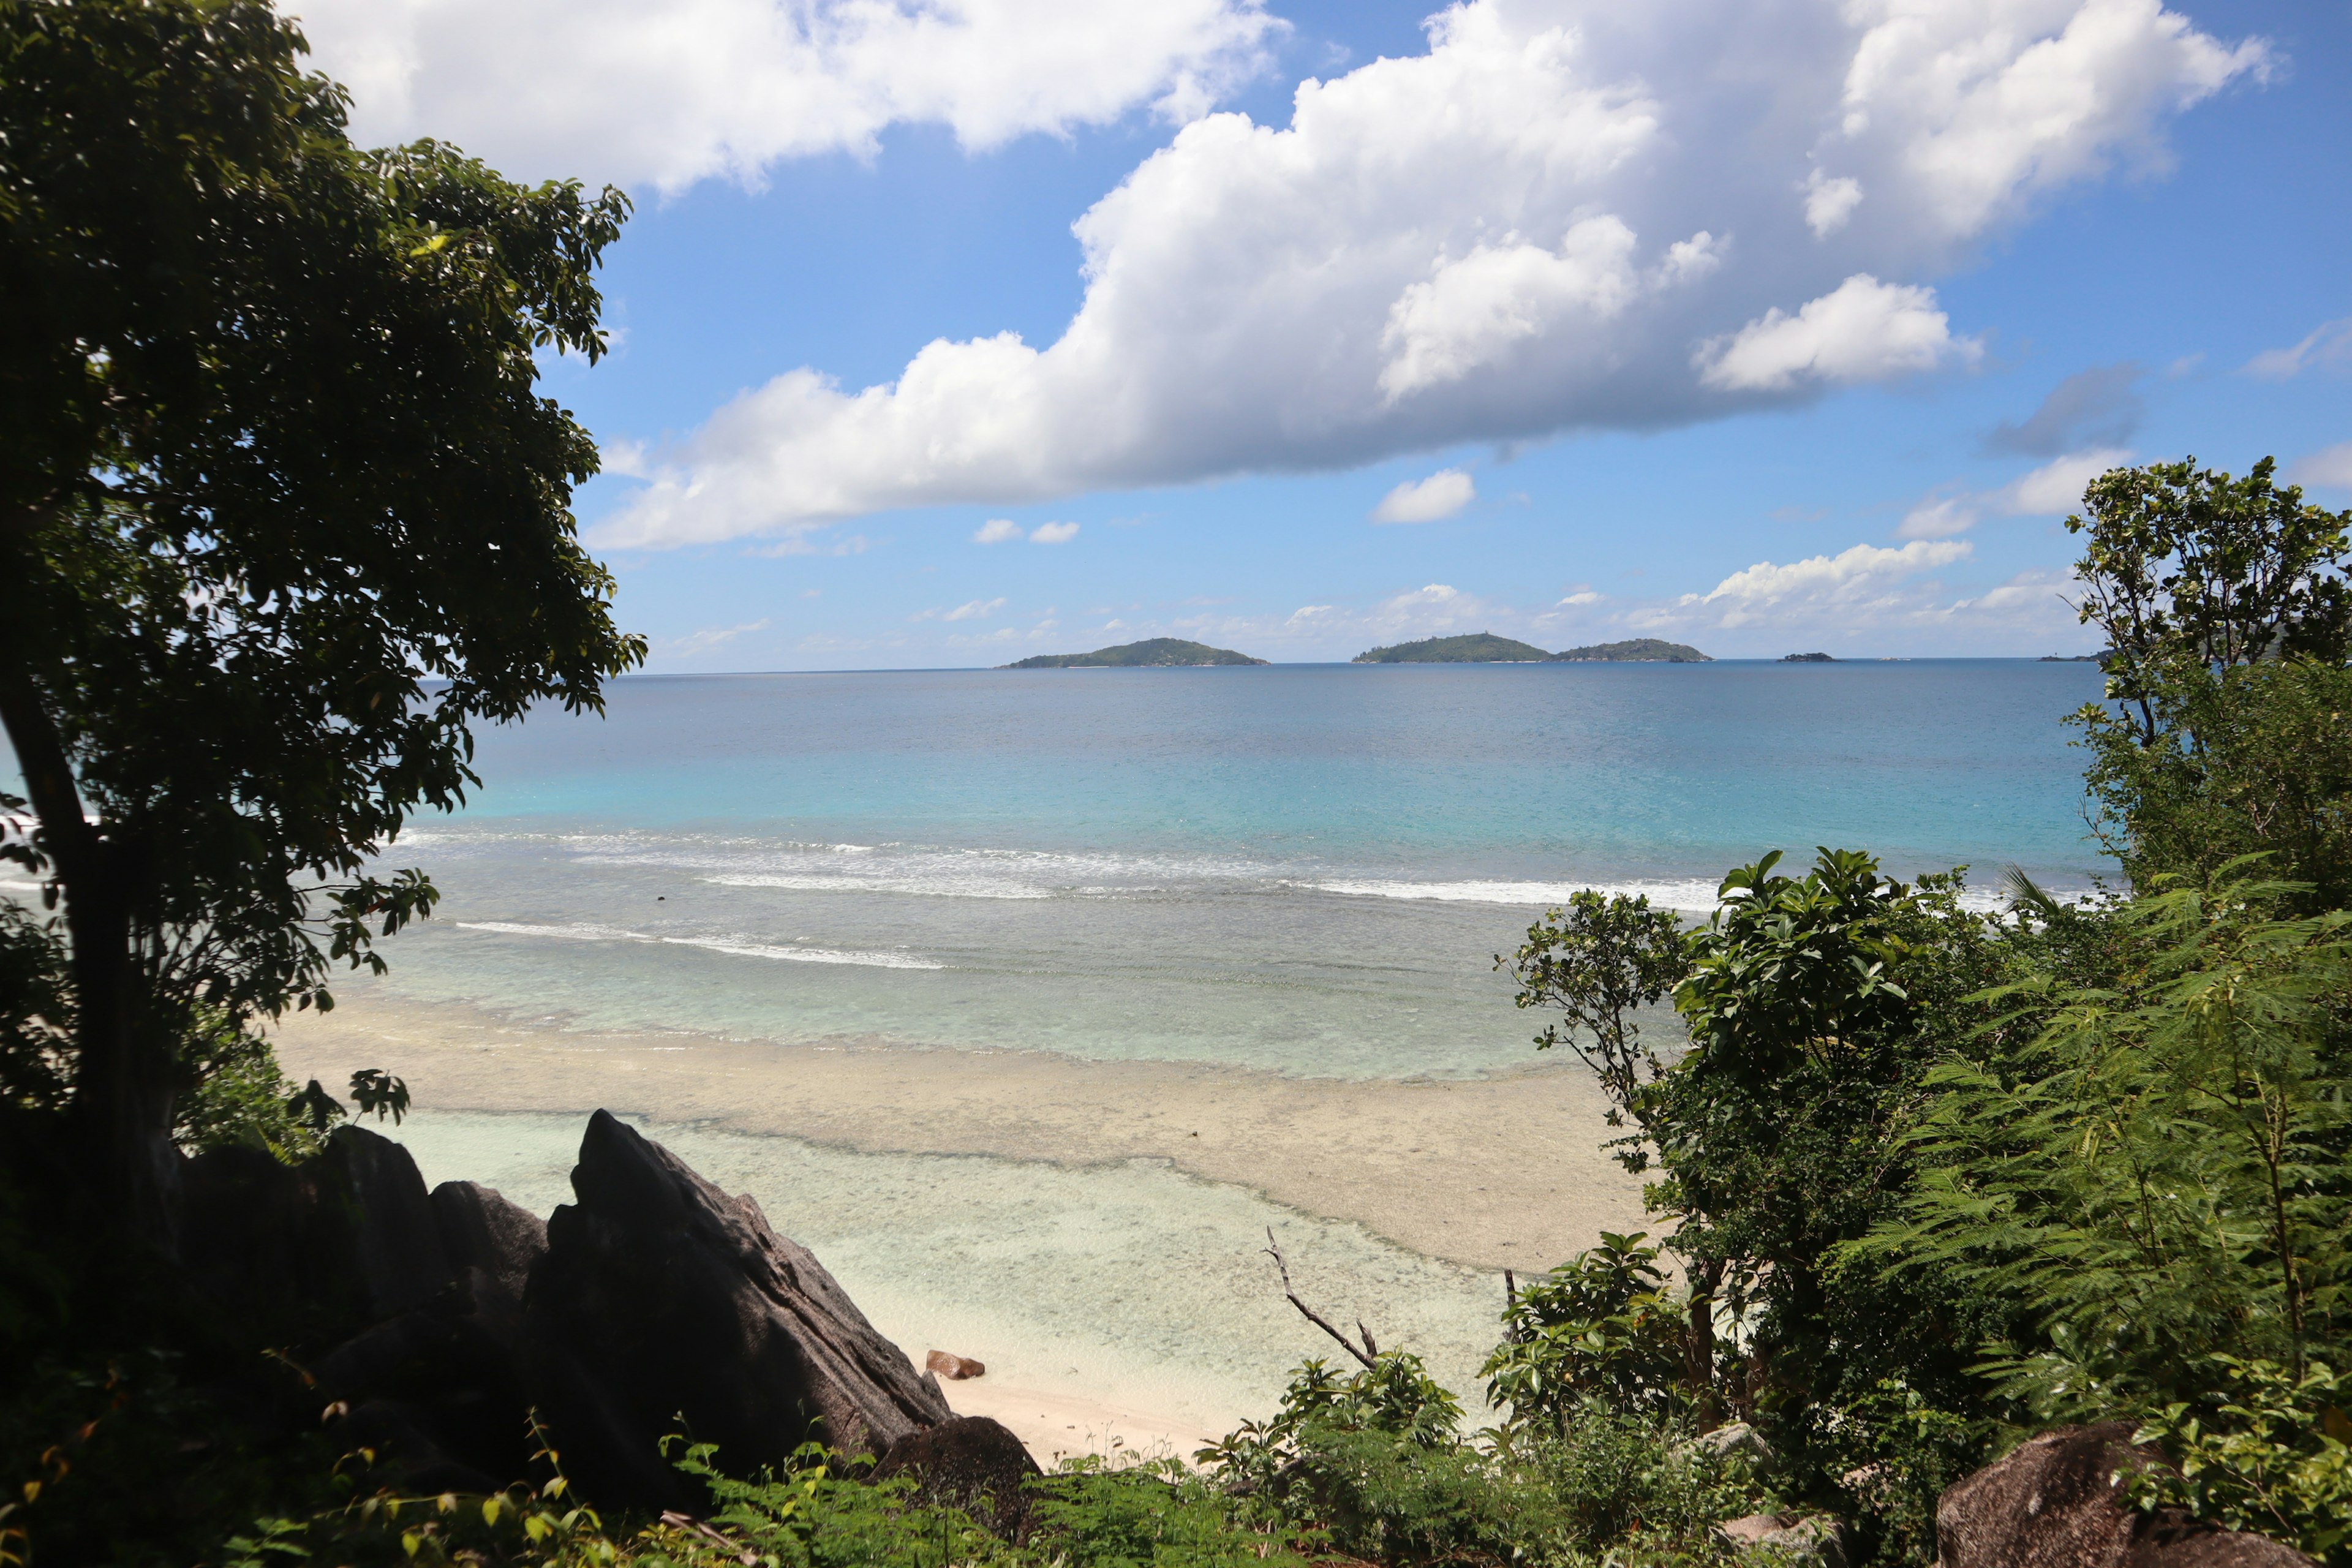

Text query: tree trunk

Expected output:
[0,647,182,1253]
[1686,1253,1725,1431]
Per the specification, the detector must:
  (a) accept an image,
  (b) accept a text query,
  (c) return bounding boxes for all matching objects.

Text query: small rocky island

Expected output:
[1781,651,1836,663]
[1354,632,1712,663]
[1003,637,1267,668]
[1551,638,1711,662]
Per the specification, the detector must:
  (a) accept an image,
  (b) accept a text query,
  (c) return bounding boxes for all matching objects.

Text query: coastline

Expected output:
[270,993,1646,1273]
[270,993,1649,1458]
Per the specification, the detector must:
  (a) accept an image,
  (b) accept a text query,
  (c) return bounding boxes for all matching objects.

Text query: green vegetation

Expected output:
[1355,635,1713,663]
[1551,639,1712,662]
[1781,652,1836,662]
[1001,638,1267,668]
[5,10,2352,1557]
[1353,633,1553,663]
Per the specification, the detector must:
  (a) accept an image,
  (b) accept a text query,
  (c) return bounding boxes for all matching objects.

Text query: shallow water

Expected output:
[330,660,2111,1081]
[387,1109,1511,1438]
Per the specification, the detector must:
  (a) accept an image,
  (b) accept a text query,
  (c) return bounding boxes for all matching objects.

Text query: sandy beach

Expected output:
[270,993,1649,1458]
[271,993,1646,1273]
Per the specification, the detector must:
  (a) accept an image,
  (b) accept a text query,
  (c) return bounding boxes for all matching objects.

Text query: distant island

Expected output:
[1003,637,1267,669]
[1551,638,1711,663]
[1353,631,1713,664]
[2039,651,2111,663]
[1782,652,1836,663]
[1354,633,1550,663]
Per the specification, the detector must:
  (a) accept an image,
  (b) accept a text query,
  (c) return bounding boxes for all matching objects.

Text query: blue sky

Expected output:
[296,0,2350,667]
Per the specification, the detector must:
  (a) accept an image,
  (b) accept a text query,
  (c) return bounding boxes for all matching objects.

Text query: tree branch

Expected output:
[1263,1228,1378,1371]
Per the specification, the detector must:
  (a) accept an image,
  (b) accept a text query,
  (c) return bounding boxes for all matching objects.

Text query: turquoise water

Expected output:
[322,659,2109,1080]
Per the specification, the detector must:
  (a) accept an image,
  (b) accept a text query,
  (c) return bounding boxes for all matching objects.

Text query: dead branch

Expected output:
[1264,1227,1378,1371]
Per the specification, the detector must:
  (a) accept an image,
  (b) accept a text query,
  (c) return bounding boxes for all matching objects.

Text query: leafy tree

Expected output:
[2067,458,2352,903]
[1509,854,2016,1442]
[0,0,641,1239]
[1483,1232,1684,1425]
[1879,865,2352,1415]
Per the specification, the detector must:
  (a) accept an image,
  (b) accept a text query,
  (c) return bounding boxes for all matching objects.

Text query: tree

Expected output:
[0,0,642,1242]
[2067,458,2352,903]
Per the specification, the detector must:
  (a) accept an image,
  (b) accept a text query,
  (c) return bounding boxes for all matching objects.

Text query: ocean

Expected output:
[363,658,2111,1081]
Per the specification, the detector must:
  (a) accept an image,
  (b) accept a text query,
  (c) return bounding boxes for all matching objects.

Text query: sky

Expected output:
[287,0,2352,668]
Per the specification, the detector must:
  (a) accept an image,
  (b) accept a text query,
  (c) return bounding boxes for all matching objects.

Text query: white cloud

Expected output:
[288,0,1282,194]
[1697,274,1978,391]
[973,518,1023,543]
[592,0,2266,548]
[2245,318,2352,380]
[2002,447,2132,513]
[2292,442,2352,489]
[914,597,1008,622]
[1030,521,1082,543]
[1695,539,1973,626]
[1559,589,1602,606]
[1803,170,1864,236]
[665,617,772,657]
[1897,496,1978,540]
[1896,446,2132,538]
[1372,469,1477,523]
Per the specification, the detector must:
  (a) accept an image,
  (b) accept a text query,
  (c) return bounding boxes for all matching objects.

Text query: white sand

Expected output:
[275,995,1651,1462]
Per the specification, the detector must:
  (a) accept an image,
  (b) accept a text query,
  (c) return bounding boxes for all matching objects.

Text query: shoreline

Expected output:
[270,992,1648,1273]
[271,993,1649,1460]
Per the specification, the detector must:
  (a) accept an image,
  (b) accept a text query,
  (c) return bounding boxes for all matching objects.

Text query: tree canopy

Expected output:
[0,0,642,1234]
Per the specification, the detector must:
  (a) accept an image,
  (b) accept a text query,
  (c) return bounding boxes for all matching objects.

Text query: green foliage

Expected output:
[1352,633,1554,663]
[2129,1357,2352,1565]
[171,1014,329,1161]
[2080,658,2352,910]
[2065,458,2352,905]
[0,892,71,1115]
[1485,1233,1685,1423]
[213,1436,1314,1568]
[0,0,643,1218]
[1799,1380,1992,1568]
[1876,867,2352,1419]
[1504,892,1691,1161]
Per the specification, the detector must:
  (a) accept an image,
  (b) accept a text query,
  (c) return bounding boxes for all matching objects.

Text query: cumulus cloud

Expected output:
[973,518,1023,543]
[2293,442,2352,489]
[1696,274,1977,391]
[592,0,2267,548]
[1986,363,2145,456]
[1803,170,1864,236]
[2245,317,2352,380]
[1692,540,1973,626]
[287,0,1282,193]
[1896,447,2132,539]
[1373,469,1477,522]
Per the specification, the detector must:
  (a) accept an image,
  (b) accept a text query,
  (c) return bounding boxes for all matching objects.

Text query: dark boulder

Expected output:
[181,1111,948,1512]
[527,1110,952,1481]
[323,1127,451,1319]
[1937,1423,2315,1568]
[875,1415,1041,1539]
[180,1126,453,1343]
[431,1180,548,1300]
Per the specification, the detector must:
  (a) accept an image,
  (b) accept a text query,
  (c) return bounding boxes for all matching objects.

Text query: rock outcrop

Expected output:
[875,1415,1042,1539]
[530,1110,952,1478]
[180,1111,953,1513]
[1937,1423,2314,1568]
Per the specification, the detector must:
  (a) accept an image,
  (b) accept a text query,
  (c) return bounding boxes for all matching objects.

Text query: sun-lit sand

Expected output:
[273,994,1645,1271]
[271,994,1649,1461]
